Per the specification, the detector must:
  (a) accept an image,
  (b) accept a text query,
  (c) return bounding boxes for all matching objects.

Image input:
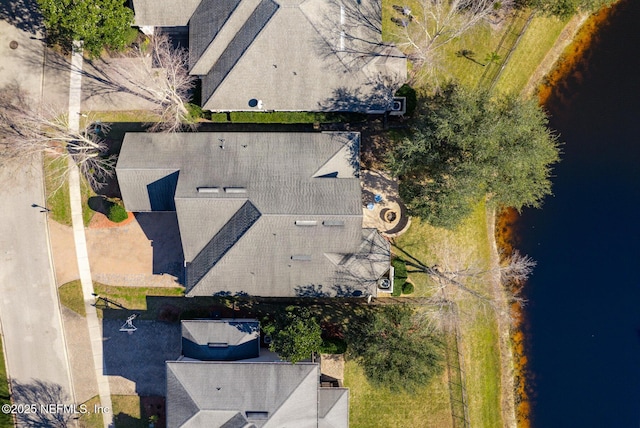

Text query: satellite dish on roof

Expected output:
[257,100,263,109]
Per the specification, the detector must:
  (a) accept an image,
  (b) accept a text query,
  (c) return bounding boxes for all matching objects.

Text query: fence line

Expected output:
[477,10,536,91]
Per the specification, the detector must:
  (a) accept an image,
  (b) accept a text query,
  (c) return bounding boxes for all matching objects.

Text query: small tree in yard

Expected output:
[346,305,443,392]
[388,83,560,229]
[264,307,323,364]
[37,0,134,57]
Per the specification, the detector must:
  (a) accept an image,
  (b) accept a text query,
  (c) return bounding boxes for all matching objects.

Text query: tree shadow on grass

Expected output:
[88,195,113,216]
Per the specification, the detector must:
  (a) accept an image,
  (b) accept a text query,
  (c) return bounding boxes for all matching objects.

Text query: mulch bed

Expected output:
[88,211,134,229]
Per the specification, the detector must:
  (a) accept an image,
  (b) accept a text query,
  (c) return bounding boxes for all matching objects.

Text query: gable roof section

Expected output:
[181,319,260,361]
[319,388,349,428]
[166,361,320,428]
[175,198,248,262]
[188,0,244,72]
[186,200,261,290]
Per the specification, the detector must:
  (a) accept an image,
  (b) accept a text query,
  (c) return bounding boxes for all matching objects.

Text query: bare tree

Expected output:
[312,0,511,82]
[0,83,115,189]
[106,32,197,132]
[392,0,513,79]
[394,241,533,331]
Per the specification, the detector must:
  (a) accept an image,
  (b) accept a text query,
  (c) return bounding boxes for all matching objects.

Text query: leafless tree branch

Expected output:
[96,32,196,132]
[392,0,512,79]
[0,83,115,189]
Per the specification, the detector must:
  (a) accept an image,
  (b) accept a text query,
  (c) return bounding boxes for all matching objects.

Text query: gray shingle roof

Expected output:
[131,0,202,26]
[134,0,407,111]
[188,0,243,71]
[319,388,349,428]
[116,131,388,297]
[166,361,324,428]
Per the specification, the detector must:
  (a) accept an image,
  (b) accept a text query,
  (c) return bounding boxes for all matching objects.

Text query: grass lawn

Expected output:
[111,395,147,428]
[345,360,452,428]
[493,14,570,96]
[58,280,184,318]
[391,202,502,427]
[460,311,502,427]
[58,280,86,316]
[94,283,184,311]
[79,396,103,428]
[44,155,95,227]
[0,337,12,428]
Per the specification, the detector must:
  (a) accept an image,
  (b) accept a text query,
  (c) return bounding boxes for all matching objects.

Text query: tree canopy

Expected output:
[346,305,443,392]
[388,83,560,229]
[37,0,134,57]
[264,307,323,364]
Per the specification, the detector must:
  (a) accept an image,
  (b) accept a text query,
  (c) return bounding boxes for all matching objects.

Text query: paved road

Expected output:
[0,157,74,400]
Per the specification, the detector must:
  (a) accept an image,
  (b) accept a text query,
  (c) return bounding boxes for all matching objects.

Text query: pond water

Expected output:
[519,1,640,426]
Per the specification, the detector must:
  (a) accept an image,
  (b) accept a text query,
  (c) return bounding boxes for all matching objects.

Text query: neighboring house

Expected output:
[168,319,349,427]
[130,0,407,112]
[116,131,391,297]
[166,361,349,427]
[181,319,260,361]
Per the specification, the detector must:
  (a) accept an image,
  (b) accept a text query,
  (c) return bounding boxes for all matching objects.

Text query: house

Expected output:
[166,361,349,427]
[115,131,391,297]
[181,319,261,361]
[130,0,407,112]
[167,319,349,427]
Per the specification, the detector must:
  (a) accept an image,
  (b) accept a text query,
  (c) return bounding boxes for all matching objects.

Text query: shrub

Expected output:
[186,103,204,122]
[108,203,128,223]
[402,282,415,295]
[320,337,347,354]
[392,258,407,296]
[395,84,417,116]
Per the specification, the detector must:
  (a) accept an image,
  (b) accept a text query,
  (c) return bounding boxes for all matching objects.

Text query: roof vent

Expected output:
[246,411,269,420]
[295,220,318,226]
[224,187,247,193]
[207,342,229,348]
[323,220,345,226]
[291,255,312,261]
[197,187,219,193]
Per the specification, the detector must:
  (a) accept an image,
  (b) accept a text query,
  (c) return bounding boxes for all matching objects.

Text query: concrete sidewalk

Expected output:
[67,43,114,427]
